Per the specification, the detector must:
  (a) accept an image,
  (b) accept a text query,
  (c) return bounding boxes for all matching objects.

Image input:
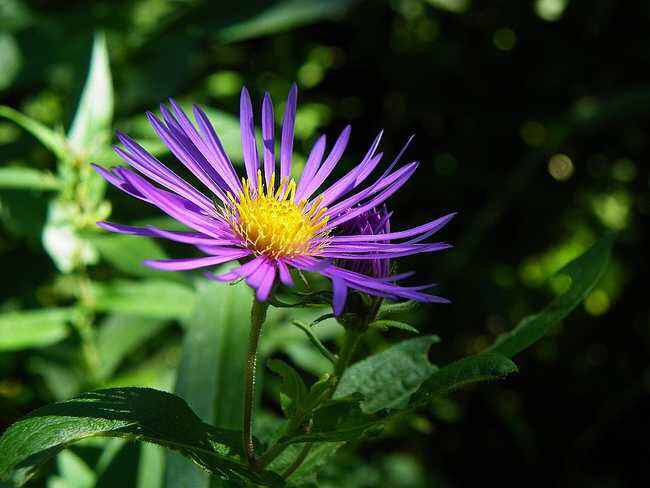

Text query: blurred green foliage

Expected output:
[0,0,648,486]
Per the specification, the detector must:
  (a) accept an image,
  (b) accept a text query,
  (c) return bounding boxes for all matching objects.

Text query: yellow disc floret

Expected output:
[224,171,329,258]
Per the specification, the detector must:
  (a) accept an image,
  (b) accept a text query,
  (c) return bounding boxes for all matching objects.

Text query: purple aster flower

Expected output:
[93,84,455,315]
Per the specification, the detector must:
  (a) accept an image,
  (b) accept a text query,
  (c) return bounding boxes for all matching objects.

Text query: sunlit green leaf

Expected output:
[486,235,614,358]
[0,388,283,487]
[67,31,114,157]
[0,105,68,160]
[0,166,61,190]
[96,314,170,380]
[334,335,439,413]
[92,280,196,319]
[215,0,356,44]
[0,308,74,351]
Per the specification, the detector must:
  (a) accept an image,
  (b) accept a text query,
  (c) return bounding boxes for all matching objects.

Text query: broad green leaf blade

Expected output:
[334,335,440,413]
[486,235,614,358]
[368,319,419,334]
[215,0,355,44]
[0,308,73,351]
[267,359,308,418]
[96,314,170,380]
[282,442,344,486]
[411,353,518,407]
[88,233,188,283]
[67,31,114,157]
[0,388,282,487]
[0,105,68,160]
[92,280,197,319]
[164,280,254,488]
[0,167,61,190]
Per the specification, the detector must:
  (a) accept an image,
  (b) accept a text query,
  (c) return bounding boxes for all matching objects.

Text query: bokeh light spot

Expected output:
[548,154,574,181]
[493,28,517,51]
[584,289,610,315]
[534,0,568,22]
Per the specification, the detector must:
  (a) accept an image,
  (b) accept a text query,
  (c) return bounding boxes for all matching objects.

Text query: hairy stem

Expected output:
[243,298,268,467]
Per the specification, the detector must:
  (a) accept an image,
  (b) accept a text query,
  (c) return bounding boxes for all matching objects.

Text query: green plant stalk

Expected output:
[257,325,363,470]
[243,298,269,467]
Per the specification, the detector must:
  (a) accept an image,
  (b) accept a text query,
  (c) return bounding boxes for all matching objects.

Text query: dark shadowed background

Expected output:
[1,1,648,486]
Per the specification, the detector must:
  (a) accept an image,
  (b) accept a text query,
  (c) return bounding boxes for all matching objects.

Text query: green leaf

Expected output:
[0,166,61,190]
[92,280,197,319]
[0,308,73,351]
[96,314,170,380]
[283,442,344,485]
[215,0,355,44]
[334,335,440,413]
[0,105,68,160]
[268,359,308,418]
[486,235,614,358]
[88,233,188,283]
[411,353,518,407]
[0,388,282,487]
[164,280,254,487]
[287,397,383,444]
[0,31,21,91]
[67,32,113,157]
[48,450,95,488]
[368,320,419,334]
[376,300,420,319]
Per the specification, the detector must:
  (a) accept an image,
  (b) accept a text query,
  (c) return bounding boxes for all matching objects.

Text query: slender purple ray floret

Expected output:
[93,84,455,315]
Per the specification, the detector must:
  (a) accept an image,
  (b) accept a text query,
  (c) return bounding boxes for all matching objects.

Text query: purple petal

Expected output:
[280,84,298,183]
[295,134,326,199]
[209,256,265,282]
[144,251,250,271]
[256,264,276,301]
[297,125,351,202]
[261,92,275,188]
[331,276,348,315]
[328,213,456,243]
[192,104,242,194]
[240,87,259,190]
[277,259,294,287]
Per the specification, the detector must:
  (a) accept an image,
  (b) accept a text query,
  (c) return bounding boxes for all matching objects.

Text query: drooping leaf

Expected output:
[268,359,308,418]
[411,353,518,407]
[91,280,196,319]
[0,388,282,487]
[67,31,114,157]
[334,335,440,413]
[486,235,614,358]
[0,167,61,190]
[0,105,68,161]
[0,307,74,351]
[164,280,254,488]
[96,314,170,380]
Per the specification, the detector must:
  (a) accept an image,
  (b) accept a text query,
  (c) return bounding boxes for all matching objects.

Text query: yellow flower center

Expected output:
[224,171,329,258]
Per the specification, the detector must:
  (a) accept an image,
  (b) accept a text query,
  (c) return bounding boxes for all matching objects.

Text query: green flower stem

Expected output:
[243,298,269,467]
[257,325,364,471]
[334,327,363,381]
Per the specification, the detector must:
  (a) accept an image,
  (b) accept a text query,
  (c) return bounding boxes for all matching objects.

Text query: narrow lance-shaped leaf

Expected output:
[0,388,284,488]
[0,308,74,352]
[67,31,114,157]
[0,167,61,190]
[486,234,614,358]
[268,359,308,417]
[0,105,68,160]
